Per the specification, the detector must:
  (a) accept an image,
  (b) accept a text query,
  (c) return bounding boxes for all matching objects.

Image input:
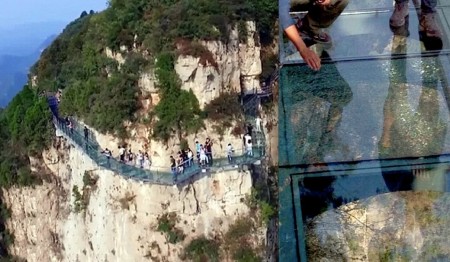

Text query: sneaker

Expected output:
[389,1,409,28]
[419,13,442,38]
[296,18,332,44]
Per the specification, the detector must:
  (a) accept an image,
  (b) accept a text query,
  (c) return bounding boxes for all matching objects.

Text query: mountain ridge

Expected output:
[0,21,65,56]
[0,34,57,107]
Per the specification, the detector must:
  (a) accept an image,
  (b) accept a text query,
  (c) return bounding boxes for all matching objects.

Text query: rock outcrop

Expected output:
[306,192,450,261]
[148,21,261,109]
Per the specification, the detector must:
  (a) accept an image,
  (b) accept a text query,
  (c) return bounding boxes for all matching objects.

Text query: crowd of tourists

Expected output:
[100,146,152,169]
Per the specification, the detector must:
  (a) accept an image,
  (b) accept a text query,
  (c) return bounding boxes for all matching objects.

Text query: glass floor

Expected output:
[278,1,450,261]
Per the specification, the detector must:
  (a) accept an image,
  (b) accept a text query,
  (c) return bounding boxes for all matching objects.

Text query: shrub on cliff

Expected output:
[183,237,220,262]
[156,212,186,244]
[4,86,52,156]
[204,92,244,137]
[181,217,264,261]
[152,53,204,142]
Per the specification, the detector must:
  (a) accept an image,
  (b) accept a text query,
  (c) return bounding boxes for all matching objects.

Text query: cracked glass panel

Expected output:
[278,1,450,261]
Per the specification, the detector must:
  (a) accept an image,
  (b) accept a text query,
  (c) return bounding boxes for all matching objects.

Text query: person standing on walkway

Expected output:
[84,126,89,141]
[101,148,112,167]
[200,145,208,166]
[247,123,253,135]
[255,116,262,133]
[279,0,349,70]
[120,146,127,162]
[195,140,201,164]
[187,148,193,167]
[68,119,74,135]
[144,152,151,169]
[170,156,177,182]
[246,139,253,156]
[137,150,144,168]
[227,143,234,164]
[244,133,253,156]
[205,138,213,164]
[83,126,89,150]
[128,149,133,165]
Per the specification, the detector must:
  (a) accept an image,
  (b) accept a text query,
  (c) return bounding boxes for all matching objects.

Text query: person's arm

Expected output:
[279,0,321,70]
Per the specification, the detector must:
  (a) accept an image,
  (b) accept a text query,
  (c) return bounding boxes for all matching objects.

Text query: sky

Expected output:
[0,0,108,28]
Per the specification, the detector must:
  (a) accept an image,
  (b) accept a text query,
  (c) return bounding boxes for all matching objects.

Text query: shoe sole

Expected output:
[300,32,332,45]
[296,18,332,44]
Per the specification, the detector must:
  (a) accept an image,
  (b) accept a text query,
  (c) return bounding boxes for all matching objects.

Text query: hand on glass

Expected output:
[300,47,321,71]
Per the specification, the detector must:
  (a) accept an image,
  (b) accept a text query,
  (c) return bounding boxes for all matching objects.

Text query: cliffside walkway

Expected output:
[52,110,266,185]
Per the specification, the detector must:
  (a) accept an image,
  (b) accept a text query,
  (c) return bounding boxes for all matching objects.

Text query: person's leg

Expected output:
[419,0,441,38]
[302,0,349,35]
[390,0,410,27]
[172,168,177,182]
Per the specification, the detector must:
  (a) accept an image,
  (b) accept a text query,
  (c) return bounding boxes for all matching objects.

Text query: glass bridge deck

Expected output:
[279,1,450,261]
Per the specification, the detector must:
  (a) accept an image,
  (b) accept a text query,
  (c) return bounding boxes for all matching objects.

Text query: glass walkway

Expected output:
[279,1,450,261]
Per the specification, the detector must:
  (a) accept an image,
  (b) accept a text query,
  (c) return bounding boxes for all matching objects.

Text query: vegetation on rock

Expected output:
[151,52,204,142]
[181,217,263,261]
[204,92,244,138]
[183,237,220,262]
[156,212,186,244]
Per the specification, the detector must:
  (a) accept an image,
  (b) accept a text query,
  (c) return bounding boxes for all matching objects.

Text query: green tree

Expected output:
[152,52,203,141]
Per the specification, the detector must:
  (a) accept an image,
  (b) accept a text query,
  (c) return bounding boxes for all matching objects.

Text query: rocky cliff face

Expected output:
[174,21,262,107]
[3,136,255,261]
[306,192,450,261]
[106,22,262,109]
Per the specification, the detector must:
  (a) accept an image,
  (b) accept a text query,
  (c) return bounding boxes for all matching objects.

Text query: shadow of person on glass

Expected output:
[287,51,353,219]
[380,12,448,192]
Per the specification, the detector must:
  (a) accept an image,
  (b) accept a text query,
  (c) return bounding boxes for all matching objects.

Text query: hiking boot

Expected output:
[296,18,332,44]
[389,1,409,28]
[390,19,410,37]
[419,13,442,38]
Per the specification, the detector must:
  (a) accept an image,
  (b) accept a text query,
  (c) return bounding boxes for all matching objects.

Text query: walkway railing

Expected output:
[53,117,265,185]
[260,65,280,97]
